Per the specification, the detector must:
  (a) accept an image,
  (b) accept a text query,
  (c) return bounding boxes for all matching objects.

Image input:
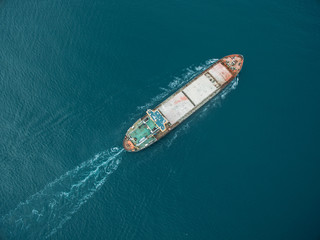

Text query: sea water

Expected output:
[0,0,320,239]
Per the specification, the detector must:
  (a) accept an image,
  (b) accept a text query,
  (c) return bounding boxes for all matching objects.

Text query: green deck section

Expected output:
[145,118,157,130]
[137,135,156,148]
[129,124,150,143]
[128,119,158,149]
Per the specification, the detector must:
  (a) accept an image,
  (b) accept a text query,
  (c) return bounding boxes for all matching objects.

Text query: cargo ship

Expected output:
[123,54,244,152]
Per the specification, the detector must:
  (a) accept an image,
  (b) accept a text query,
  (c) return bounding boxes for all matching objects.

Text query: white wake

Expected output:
[0,147,124,239]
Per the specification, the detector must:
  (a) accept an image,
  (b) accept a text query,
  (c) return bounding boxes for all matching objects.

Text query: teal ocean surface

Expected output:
[0,0,320,239]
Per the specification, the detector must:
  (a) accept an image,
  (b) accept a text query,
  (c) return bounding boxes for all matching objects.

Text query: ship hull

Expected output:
[123,54,244,152]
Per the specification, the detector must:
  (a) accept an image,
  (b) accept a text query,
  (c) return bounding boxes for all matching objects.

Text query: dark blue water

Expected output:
[1,0,320,239]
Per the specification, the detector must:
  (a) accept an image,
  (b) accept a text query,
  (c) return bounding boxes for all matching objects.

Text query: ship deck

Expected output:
[127,118,157,149]
[147,109,167,131]
[145,117,157,131]
[123,54,244,152]
[130,125,150,143]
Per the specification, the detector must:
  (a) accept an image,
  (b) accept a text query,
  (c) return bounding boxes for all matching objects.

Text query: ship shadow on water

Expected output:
[0,59,239,239]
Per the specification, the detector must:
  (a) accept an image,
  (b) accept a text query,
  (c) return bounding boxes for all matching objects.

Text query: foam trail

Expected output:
[0,147,124,239]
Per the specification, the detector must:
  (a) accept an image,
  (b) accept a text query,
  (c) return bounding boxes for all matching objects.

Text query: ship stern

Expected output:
[123,136,136,152]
